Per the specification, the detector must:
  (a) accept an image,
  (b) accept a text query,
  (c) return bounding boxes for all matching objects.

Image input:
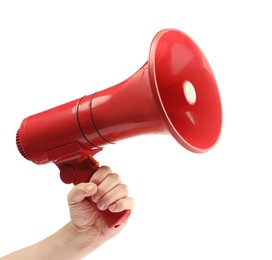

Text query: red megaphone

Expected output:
[16,28,222,228]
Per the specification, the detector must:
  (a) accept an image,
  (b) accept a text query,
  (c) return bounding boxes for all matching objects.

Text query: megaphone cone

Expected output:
[150,29,222,152]
[85,28,222,153]
[16,28,222,227]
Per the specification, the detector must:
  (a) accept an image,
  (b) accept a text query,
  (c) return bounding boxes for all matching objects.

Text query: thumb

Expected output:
[68,183,98,205]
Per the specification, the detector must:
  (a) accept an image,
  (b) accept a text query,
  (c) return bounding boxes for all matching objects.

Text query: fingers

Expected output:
[90,166,134,212]
[108,197,134,213]
[67,166,112,206]
[90,165,113,185]
[67,182,98,206]
[91,172,121,203]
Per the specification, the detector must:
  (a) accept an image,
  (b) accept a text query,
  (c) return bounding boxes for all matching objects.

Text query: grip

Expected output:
[58,154,131,228]
[87,197,131,228]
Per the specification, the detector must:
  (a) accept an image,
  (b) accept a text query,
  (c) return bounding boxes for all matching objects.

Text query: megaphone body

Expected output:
[16,28,222,227]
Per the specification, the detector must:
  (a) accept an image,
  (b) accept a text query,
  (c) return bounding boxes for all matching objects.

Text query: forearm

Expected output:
[1,222,100,260]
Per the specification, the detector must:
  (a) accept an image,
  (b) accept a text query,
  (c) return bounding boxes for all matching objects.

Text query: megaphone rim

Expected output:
[147,28,222,153]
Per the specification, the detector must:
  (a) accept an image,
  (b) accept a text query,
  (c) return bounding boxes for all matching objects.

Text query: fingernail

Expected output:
[109,204,117,212]
[97,202,106,210]
[86,184,94,192]
[92,194,100,203]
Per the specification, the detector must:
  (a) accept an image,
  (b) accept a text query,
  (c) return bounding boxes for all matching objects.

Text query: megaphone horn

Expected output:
[16,28,222,227]
[86,28,222,153]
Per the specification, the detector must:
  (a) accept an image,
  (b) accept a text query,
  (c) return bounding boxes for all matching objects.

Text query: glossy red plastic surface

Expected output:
[16,28,222,227]
[149,29,222,152]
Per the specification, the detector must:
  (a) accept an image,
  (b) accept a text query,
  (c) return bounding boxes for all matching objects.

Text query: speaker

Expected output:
[16,28,222,227]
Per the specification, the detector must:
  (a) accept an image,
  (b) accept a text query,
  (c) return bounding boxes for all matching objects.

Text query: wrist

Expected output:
[65,221,105,257]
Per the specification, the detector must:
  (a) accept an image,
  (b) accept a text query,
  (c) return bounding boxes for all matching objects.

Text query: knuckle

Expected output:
[109,173,121,182]
[119,183,129,194]
[101,165,112,173]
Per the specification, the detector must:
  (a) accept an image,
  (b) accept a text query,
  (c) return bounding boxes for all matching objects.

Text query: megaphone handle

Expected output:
[58,154,131,228]
[76,156,131,228]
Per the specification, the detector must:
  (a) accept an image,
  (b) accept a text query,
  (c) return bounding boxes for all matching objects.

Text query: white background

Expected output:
[0,1,271,259]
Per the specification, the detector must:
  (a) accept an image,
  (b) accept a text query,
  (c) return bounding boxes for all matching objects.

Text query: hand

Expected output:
[0,166,133,260]
[67,166,134,248]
